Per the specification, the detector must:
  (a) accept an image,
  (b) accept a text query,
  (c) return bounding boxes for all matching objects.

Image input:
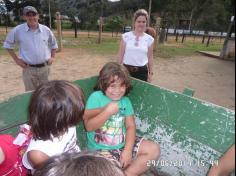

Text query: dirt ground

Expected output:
[0,48,235,110]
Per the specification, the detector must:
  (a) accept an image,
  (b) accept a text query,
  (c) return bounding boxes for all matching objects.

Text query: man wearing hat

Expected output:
[3,6,58,91]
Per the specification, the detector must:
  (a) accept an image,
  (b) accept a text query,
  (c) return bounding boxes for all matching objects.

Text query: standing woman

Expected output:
[118,9,154,82]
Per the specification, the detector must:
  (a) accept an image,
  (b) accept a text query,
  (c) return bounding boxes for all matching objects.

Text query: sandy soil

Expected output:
[0,48,235,110]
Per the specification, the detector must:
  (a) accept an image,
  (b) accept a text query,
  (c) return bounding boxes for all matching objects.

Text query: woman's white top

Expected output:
[22,127,80,171]
[122,31,154,66]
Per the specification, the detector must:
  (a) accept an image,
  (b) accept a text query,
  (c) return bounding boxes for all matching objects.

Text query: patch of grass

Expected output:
[63,36,120,55]
[0,35,6,55]
[63,35,223,58]
[0,46,5,54]
[79,37,119,55]
[0,44,7,55]
[1,31,223,58]
[156,42,222,58]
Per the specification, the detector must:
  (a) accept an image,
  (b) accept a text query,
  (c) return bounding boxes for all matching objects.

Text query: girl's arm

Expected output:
[120,116,136,167]
[83,102,119,131]
[83,108,103,120]
[28,150,49,169]
[124,116,136,151]
[147,43,154,83]
[118,38,126,64]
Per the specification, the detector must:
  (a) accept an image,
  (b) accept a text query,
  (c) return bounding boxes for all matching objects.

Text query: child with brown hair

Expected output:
[34,151,126,176]
[22,80,85,172]
[146,27,157,39]
[83,62,160,176]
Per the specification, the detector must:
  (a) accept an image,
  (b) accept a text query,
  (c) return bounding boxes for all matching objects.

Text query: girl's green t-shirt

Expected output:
[86,91,134,151]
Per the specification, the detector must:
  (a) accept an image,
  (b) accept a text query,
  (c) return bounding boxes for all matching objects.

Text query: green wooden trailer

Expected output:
[0,76,235,176]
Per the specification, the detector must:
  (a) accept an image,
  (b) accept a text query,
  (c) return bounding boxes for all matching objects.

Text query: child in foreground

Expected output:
[22,80,85,172]
[83,62,160,176]
[0,134,28,176]
[34,151,126,176]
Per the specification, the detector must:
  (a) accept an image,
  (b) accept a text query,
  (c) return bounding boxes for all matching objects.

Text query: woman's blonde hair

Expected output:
[134,9,149,22]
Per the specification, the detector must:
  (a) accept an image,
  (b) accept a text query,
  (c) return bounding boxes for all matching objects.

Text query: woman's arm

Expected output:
[83,102,119,131]
[147,43,154,83]
[118,38,126,64]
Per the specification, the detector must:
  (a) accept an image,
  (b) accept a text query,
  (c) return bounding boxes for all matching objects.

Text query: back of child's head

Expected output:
[29,80,85,141]
[146,27,156,39]
[34,152,125,176]
[96,62,132,95]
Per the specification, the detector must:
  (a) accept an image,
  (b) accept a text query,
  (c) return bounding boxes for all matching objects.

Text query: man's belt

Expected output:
[27,61,48,68]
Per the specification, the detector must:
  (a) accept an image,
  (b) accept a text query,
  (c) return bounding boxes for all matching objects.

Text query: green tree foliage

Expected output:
[2,0,40,21]
[1,0,234,32]
[0,0,7,15]
[151,0,234,31]
[195,0,227,31]
[105,16,124,35]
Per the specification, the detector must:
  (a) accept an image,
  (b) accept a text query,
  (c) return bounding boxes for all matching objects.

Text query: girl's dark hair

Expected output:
[34,152,126,176]
[28,80,85,140]
[96,62,132,95]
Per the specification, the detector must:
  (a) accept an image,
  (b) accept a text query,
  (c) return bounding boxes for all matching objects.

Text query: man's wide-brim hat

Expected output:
[23,6,38,15]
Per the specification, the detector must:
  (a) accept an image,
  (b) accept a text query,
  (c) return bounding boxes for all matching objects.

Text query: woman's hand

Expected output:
[147,72,153,83]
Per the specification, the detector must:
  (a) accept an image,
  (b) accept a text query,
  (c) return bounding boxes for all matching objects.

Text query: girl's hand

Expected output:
[104,102,119,116]
[120,149,132,169]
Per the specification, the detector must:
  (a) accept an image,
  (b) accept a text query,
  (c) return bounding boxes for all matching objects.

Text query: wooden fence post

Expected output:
[176,33,179,42]
[206,35,211,47]
[74,20,77,38]
[181,34,186,43]
[220,16,235,59]
[165,28,169,41]
[202,35,206,44]
[98,17,103,44]
[155,17,161,47]
[56,12,63,52]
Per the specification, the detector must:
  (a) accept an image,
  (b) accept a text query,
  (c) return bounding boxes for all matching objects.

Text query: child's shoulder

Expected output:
[89,90,104,98]
[88,91,108,102]
[120,96,132,103]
